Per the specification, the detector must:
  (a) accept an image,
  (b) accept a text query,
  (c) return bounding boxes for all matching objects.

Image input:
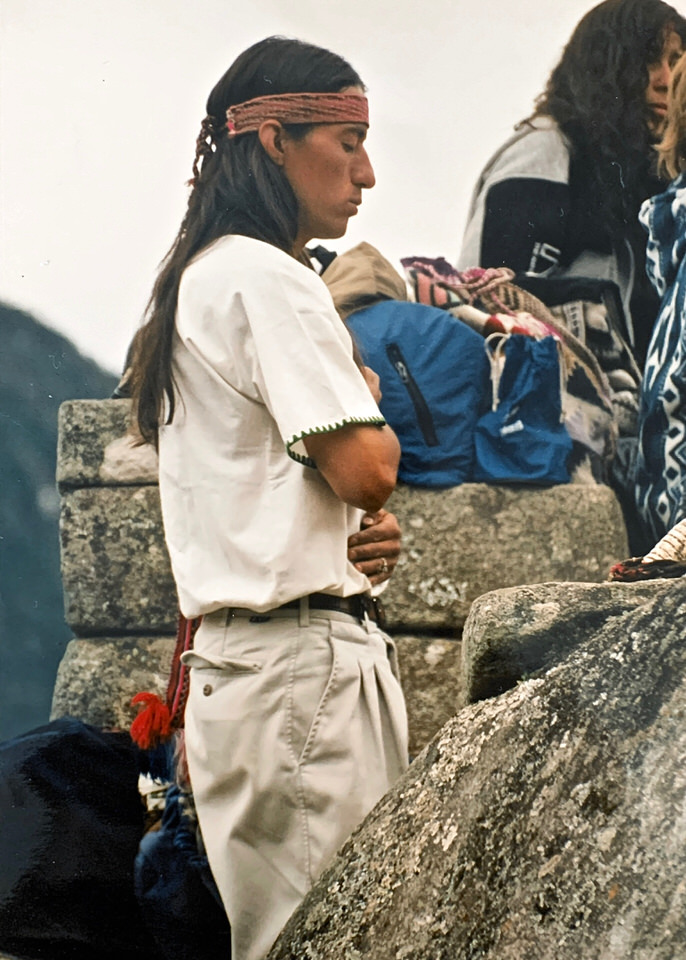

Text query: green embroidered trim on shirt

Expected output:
[287,416,386,467]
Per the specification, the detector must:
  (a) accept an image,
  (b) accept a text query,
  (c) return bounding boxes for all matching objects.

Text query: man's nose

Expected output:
[354,147,376,190]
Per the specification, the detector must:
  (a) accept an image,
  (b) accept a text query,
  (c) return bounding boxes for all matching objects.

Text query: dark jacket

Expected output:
[457,117,659,368]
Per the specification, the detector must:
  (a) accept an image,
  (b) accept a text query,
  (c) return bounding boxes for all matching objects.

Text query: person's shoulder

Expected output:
[499,116,568,159]
[188,234,290,273]
[183,234,325,299]
[513,116,568,150]
[483,116,570,185]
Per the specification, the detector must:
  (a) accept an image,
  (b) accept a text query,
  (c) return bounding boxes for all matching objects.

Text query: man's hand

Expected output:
[347,509,401,585]
[361,365,382,404]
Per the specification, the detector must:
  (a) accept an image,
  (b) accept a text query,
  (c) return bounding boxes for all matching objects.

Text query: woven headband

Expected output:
[226,92,368,137]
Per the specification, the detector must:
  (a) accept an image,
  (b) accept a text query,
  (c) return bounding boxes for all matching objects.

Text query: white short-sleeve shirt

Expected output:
[157,235,386,618]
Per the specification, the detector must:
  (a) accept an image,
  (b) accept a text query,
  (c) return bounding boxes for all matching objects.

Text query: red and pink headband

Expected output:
[226,92,369,137]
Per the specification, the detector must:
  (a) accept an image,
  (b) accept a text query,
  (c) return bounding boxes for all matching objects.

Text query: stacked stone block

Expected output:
[53,400,630,756]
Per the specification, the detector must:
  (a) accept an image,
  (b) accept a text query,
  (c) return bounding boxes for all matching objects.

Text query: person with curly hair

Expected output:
[458,0,686,371]
[129,36,408,960]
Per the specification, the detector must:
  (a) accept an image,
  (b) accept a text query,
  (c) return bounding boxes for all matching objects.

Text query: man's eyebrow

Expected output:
[340,123,368,140]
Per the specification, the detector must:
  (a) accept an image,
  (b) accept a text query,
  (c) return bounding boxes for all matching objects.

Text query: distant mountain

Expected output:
[0,303,119,741]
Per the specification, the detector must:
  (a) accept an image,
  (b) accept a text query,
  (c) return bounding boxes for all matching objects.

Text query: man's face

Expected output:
[280,88,376,250]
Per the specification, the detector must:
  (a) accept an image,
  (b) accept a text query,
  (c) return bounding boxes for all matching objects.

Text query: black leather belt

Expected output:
[268,592,385,626]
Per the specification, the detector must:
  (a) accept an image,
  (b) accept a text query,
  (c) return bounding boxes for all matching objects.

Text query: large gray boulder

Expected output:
[267,577,686,960]
[384,482,628,629]
[462,579,675,702]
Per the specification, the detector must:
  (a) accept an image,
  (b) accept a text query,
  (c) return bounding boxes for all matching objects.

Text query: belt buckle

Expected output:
[361,595,386,629]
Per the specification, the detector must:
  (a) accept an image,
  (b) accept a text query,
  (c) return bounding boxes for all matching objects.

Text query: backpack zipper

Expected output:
[386,342,439,447]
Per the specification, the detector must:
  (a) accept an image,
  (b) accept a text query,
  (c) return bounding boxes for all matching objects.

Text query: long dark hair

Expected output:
[131,36,363,445]
[530,0,686,259]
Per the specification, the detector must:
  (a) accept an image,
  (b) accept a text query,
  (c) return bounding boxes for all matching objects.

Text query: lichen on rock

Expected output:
[268,579,686,959]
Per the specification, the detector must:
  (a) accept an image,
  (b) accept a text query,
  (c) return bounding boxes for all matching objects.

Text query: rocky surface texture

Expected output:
[45,398,686,958]
[51,636,173,731]
[60,486,176,635]
[462,579,675,701]
[52,399,631,753]
[384,482,628,630]
[268,577,686,960]
[57,399,157,488]
[394,634,464,758]
[57,401,629,633]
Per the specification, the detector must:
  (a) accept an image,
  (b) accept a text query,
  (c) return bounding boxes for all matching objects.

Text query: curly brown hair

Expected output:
[530,0,686,255]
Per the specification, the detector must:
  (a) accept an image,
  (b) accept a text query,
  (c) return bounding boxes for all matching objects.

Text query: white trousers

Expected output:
[182,608,409,960]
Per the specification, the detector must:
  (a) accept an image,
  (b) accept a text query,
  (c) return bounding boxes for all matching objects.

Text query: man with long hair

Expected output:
[130,36,408,960]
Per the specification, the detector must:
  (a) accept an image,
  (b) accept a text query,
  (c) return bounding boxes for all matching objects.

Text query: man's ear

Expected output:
[258,120,287,165]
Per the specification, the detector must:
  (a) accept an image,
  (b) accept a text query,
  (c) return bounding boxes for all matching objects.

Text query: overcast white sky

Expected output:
[1,0,597,374]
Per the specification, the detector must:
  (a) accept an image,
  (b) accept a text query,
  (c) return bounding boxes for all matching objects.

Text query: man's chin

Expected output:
[317,224,349,242]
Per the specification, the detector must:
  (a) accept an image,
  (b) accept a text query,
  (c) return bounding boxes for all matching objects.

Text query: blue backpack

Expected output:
[346,300,490,487]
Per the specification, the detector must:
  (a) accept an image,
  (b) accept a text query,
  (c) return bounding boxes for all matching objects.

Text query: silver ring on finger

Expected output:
[379,557,389,575]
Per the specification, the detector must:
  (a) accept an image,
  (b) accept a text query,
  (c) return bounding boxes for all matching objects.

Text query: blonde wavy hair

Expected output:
[658,53,686,179]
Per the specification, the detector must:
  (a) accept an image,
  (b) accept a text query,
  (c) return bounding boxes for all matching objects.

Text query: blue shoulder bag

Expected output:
[473,333,572,485]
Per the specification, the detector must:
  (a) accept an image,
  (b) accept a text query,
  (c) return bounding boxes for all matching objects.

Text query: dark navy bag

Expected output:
[473,333,572,485]
[346,300,490,487]
[134,784,231,960]
[0,718,160,960]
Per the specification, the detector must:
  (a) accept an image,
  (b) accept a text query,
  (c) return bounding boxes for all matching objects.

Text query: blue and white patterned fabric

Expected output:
[634,173,686,541]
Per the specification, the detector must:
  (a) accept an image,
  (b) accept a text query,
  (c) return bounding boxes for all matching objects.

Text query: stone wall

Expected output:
[52,399,630,756]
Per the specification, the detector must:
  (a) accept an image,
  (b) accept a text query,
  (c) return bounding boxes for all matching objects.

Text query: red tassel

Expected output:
[130,692,173,750]
[129,612,202,758]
